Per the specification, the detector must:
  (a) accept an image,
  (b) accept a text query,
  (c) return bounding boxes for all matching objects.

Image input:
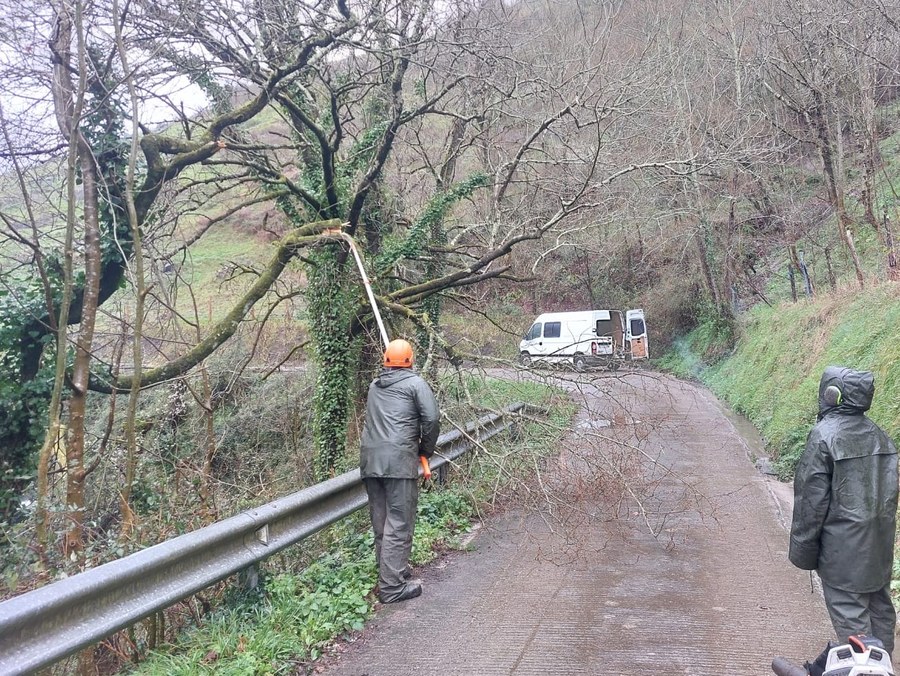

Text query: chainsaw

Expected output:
[773,635,894,676]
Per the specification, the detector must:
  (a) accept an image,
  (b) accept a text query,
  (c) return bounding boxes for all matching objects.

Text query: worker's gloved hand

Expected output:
[419,455,432,480]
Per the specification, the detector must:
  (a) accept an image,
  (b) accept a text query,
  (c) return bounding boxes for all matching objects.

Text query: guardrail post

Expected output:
[240,563,261,591]
[435,458,449,485]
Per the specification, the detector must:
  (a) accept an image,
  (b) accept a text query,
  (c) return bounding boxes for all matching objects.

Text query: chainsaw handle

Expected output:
[771,656,807,676]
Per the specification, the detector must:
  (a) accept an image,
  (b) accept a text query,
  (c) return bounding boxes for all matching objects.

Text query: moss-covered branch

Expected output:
[381,301,463,366]
[88,219,342,393]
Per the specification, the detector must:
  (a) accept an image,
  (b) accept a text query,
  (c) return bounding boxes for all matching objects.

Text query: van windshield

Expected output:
[525,323,542,340]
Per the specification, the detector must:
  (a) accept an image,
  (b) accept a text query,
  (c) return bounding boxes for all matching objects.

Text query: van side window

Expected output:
[630,318,645,337]
[596,319,613,336]
[526,323,542,340]
[543,322,561,338]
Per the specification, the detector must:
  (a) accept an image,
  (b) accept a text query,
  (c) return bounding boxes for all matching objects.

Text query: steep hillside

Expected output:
[661,282,900,478]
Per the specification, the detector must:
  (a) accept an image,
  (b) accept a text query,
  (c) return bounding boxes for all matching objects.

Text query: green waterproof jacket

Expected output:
[789,366,898,592]
[359,367,440,479]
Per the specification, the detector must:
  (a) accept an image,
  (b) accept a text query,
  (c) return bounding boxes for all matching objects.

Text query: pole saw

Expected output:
[325,227,433,481]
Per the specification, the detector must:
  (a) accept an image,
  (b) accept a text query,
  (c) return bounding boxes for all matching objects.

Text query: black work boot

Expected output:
[381,580,422,604]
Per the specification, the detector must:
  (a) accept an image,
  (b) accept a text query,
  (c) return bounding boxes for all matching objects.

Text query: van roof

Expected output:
[531,310,619,322]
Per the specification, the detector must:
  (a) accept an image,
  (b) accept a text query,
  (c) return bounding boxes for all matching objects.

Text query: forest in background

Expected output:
[1,0,900,669]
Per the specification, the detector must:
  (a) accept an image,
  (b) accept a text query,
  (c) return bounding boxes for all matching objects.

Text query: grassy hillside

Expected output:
[660,282,900,478]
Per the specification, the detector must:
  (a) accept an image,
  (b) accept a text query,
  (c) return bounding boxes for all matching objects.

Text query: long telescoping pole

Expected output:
[326,228,432,480]
[334,230,390,350]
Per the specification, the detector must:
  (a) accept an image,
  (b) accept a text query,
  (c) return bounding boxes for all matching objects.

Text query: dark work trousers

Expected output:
[821,580,897,656]
[364,477,419,602]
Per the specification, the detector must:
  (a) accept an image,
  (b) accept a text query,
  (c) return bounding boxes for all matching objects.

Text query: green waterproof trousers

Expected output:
[364,477,419,602]
[821,580,897,656]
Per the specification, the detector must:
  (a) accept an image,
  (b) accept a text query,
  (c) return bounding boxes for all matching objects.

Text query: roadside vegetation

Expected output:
[121,375,573,676]
[130,505,437,676]
[658,114,900,479]
[0,345,572,674]
[1,0,900,672]
[658,283,900,480]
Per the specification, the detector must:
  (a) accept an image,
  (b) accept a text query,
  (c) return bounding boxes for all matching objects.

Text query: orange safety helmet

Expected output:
[383,339,414,367]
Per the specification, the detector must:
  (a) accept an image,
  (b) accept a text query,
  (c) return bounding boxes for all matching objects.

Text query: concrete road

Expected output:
[319,372,837,675]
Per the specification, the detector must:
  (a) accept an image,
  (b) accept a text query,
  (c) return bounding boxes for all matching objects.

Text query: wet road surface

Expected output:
[319,372,836,675]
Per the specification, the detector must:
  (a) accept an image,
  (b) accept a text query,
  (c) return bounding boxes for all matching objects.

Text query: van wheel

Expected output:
[519,352,532,367]
[573,355,587,372]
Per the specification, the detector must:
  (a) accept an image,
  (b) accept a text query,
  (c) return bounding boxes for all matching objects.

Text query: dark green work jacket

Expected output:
[789,366,898,592]
[359,368,440,479]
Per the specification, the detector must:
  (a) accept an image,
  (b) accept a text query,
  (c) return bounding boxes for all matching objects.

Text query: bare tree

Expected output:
[0,0,352,537]
[760,0,874,289]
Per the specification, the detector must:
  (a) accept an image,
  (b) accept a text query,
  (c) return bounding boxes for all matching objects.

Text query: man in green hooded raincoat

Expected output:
[360,339,440,604]
[790,366,898,655]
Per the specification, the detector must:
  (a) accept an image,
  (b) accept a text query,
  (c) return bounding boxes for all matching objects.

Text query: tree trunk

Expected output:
[115,0,146,538]
[694,227,722,311]
[857,59,882,244]
[197,365,217,517]
[788,262,797,302]
[65,142,102,557]
[810,98,865,289]
[862,159,881,240]
[885,212,899,282]
[50,0,101,559]
[824,246,837,291]
[420,117,470,377]
[581,249,598,309]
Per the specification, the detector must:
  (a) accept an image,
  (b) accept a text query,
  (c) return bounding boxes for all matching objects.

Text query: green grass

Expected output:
[443,371,570,412]
[664,284,900,479]
[654,312,735,380]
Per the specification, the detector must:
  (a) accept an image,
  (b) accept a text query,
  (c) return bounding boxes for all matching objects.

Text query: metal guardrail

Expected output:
[0,404,526,675]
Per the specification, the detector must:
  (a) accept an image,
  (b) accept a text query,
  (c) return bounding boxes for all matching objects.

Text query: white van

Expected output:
[518,309,648,371]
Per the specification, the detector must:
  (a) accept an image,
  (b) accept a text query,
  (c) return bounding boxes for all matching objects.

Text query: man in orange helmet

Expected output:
[360,338,440,603]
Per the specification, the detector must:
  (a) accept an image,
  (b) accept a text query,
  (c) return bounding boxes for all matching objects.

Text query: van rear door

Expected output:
[625,309,648,359]
[589,310,618,358]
